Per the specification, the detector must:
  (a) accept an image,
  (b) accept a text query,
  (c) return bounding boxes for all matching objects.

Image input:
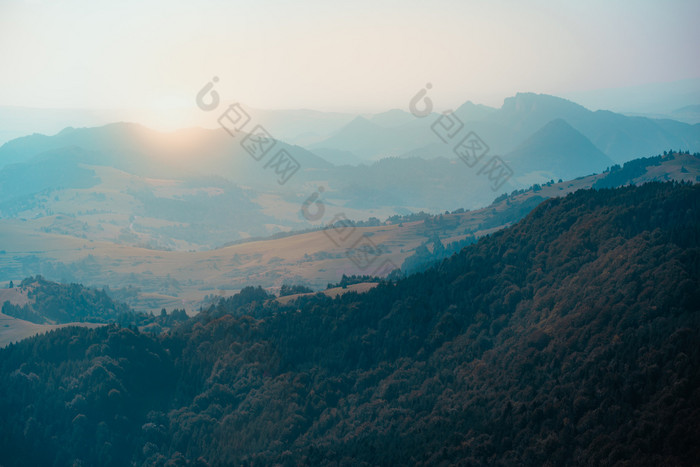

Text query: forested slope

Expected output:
[1,276,132,324]
[1,182,698,466]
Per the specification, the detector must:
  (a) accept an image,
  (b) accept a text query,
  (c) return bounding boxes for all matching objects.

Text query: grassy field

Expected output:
[1,154,697,314]
[0,312,105,347]
[275,282,380,305]
[0,287,31,306]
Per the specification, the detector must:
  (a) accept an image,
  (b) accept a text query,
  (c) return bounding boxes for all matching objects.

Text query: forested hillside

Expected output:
[1,276,131,324]
[1,182,698,466]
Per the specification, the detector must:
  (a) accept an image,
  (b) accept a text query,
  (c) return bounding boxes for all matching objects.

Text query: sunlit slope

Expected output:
[0,153,697,313]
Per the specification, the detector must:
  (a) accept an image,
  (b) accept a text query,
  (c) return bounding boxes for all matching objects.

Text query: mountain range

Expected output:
[310,92,700,164]
[0,92,699,316]
[1,93,698,252]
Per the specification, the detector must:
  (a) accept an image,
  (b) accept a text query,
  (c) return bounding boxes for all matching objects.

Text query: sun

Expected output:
[121,95,212,134]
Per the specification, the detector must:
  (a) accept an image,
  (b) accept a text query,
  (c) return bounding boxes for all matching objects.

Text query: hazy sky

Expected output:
[1,0,699,119]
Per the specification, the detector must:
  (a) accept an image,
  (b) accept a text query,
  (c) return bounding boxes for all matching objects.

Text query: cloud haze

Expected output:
[1,0,698,118]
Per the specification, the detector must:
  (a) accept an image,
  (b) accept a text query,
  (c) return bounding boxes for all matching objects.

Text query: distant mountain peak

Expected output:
[511,117,599,153]
[373,108,407,117]
[454,100,497,121]
[368,109,416,128]
[538,117,578,132]
[57,126,76,135]
[325,115,383,139]
[456,100,492,110]
[502,92,588,113]
[347,115,377,127]
[507,117,612,180]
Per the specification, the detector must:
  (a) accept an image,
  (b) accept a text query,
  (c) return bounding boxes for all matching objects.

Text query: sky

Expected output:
[1,0,699,126]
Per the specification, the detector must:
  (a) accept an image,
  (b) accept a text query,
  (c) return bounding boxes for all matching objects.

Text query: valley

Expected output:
[1,152,698,314]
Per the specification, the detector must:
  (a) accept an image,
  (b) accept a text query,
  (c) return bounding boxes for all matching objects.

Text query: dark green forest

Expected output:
[2,276,132,324]
[1,276,189,332]
[1,182,699,466]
